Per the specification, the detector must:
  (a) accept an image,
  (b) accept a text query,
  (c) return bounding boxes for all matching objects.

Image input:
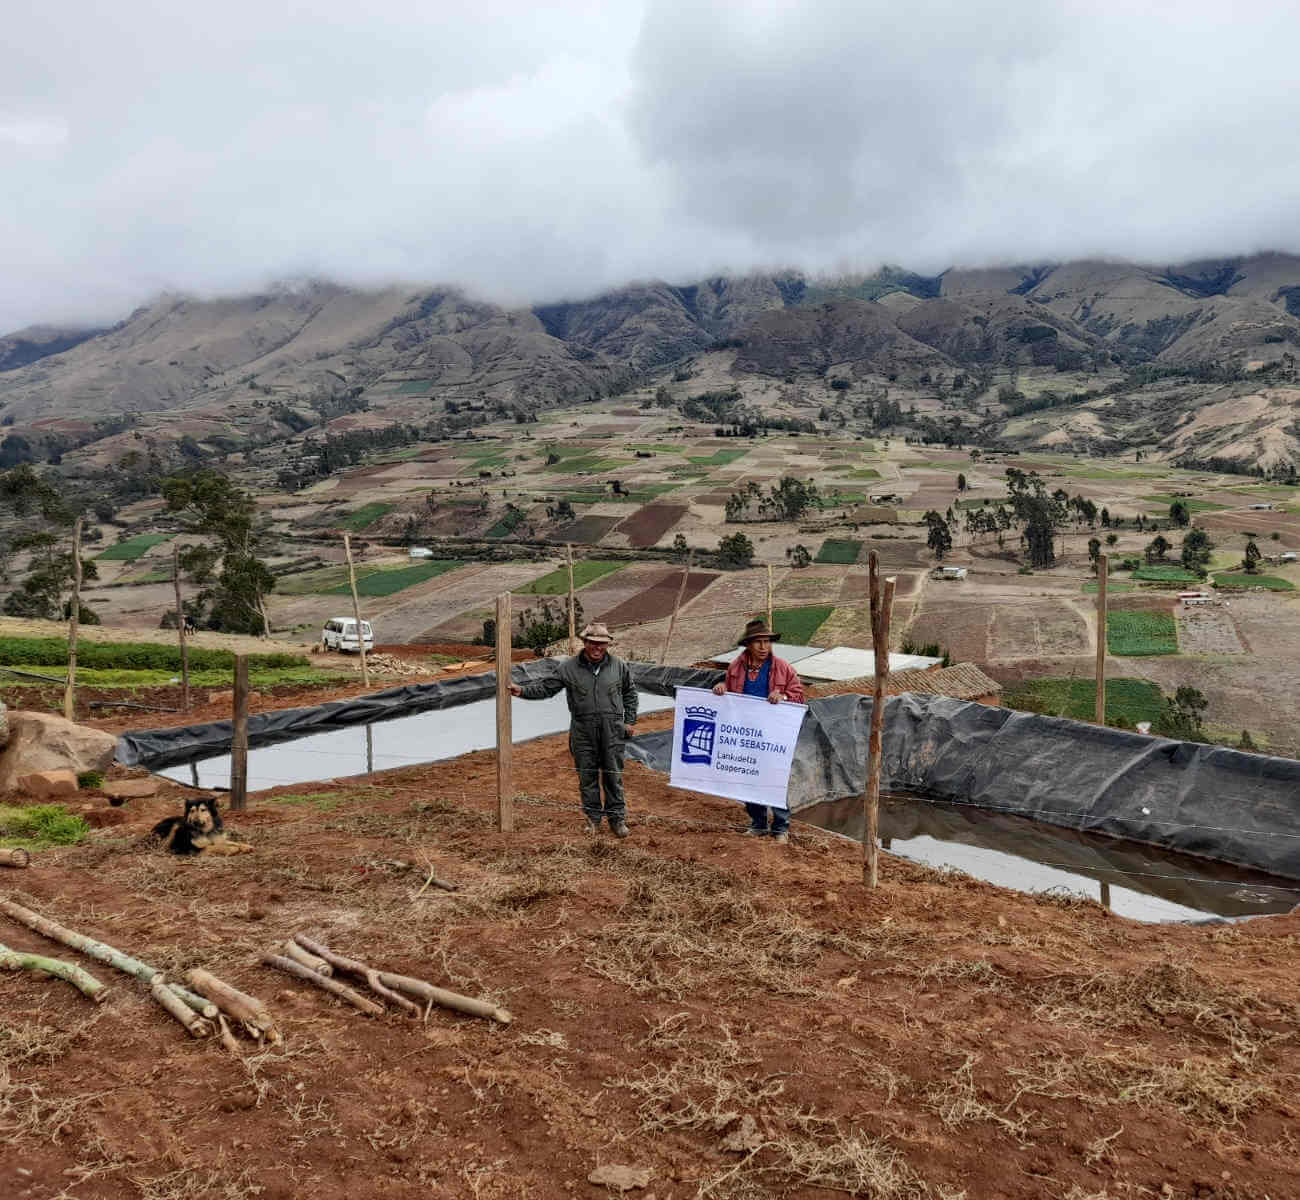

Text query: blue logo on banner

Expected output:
[681,705,717,765]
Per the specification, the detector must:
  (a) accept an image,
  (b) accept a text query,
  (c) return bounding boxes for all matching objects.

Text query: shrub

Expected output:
[76,770,104,790]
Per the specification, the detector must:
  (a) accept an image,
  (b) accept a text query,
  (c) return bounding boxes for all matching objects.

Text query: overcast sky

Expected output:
[4,0,1300,332]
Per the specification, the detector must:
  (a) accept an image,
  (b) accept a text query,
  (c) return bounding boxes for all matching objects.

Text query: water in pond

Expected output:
[800,792,1300,923]
[158,691,674,793]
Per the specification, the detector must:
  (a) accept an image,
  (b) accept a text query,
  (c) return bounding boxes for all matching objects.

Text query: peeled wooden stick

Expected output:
[151,977,213,1038]
[262,954,384,1017]
[216,1013,242,1057]
[378,971,513,1025]
[292,935,420,1017]
[168,985,220,1022]
[281,940,332,976]
[1,898,161,982]
[0,941,109,1003]
[0,848,31,868]
[186,968,280,1043]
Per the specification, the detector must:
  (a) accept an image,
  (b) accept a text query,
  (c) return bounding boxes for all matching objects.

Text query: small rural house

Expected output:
[936,566,968,580]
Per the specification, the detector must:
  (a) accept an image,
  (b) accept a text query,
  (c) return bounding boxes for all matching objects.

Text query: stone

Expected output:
[18,769,79,798]
[207,690,234,706]
[0,711,118,794]
[103,778,159,802]
[586,1164,653,1192]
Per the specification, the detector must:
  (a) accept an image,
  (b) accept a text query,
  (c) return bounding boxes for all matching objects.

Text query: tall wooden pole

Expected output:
[864,551,896,889]
[659,551,693,666]
[1094,553,1108,725]
[766,563,774,630]
[495,592,514,833]
[172,543,190,711]
[230,655,249,812]
[63,518,82,721]
[566,543,577,654]
[342,532,369,688]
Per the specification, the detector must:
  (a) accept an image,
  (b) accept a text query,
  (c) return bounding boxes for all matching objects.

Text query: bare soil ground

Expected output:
[3,708,1297,1200]
[1176,606,1246,656]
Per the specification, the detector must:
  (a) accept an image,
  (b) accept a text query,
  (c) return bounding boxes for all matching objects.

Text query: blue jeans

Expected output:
[745,803,789,835]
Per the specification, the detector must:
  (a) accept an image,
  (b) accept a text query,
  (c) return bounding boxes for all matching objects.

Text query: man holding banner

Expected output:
[666,618,807,843]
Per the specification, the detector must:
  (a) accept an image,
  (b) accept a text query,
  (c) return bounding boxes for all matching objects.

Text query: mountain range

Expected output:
[3,253,1299,469]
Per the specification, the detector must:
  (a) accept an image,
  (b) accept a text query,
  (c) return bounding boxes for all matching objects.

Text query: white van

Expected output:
[322,617,374,652]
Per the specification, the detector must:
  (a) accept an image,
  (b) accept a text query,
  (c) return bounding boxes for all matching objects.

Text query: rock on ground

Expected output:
[0,711,117,793]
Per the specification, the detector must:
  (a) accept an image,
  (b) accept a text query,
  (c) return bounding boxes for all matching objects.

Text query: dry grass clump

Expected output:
[923,1053,1036,1144]
[1007,1049,1277,1128]
[611,1021,941,1199]
[582,870,824,1000]
[1029,961,1287,1061]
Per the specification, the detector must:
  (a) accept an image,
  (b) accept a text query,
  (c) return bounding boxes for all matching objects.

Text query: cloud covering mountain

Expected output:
[4,0,1300,333]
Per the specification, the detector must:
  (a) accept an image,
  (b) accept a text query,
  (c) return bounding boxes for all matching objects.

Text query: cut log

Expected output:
[167,984,219,1021]
[185,968,280,1043]
[291,934,420,1017]
[378,971,513,1025]
[216,1013,242,1056]
[150,977,213,1038]
[0,898,163,984]
[262,954,384,1016]
[281,940,332,976]
[0,942,108,1003]
[291,935,419,1016]
[0,848,31,868]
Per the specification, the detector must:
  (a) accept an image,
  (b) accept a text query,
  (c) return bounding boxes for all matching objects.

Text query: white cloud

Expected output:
[3,0,1300,332]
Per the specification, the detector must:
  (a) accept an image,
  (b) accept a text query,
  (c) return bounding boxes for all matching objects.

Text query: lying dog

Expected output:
[152,795,253,856]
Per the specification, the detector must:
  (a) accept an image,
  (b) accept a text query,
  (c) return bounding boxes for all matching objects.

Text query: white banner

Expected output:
[669,686,807,809]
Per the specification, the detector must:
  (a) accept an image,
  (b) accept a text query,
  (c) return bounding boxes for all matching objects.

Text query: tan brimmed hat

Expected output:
[579,622,615,644]
[736,618,781,646]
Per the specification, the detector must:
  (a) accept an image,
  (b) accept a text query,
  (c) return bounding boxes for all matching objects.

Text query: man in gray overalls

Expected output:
[509,622,638,836]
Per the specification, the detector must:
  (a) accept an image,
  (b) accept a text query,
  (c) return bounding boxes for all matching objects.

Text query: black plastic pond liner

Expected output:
[117,665,1300,882]
[114,660,722,772]
[626,692,1300,882]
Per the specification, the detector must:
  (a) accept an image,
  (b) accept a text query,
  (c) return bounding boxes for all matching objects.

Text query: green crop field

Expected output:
[772,605,834,644]
[686,449,749,466]
[338,502,395,531]
[516,561,626,594]
[325,561,460,597]
[1108,611,1178,656]
[96,533,172,561]
[813,491,866,509]
[1211,572,1295,591]
[1133,565,1200,583]
[814,538,862,564]
[1003,677,1165,728]
[395,379,434,394]
[835,467,882,480]
[1081,580,1134,593]
[485,509,527,538]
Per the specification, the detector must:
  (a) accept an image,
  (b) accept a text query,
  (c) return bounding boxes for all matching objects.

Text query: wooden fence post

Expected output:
[766,563,774,630]
[495,593,514,833]
[659,551,693,666]
[1095,553,1108,725]
[864,551,896,889]
[63,518,82,721]
[230,655,249,812]
[173,543,190,711]
[343,533,369,688]
[566,543,577,654]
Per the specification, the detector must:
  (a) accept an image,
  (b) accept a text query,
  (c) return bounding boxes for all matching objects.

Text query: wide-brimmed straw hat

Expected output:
[579,622,615,644]
[736,618,781,647]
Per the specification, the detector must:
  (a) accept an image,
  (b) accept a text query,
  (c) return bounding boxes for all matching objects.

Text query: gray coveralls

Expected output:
[517,652,638,826]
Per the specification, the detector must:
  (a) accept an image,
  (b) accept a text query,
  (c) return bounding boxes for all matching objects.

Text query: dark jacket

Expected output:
[517,652,638,725]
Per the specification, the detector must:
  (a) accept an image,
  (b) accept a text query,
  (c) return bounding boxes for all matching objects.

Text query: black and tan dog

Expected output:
[152,795,253,856]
